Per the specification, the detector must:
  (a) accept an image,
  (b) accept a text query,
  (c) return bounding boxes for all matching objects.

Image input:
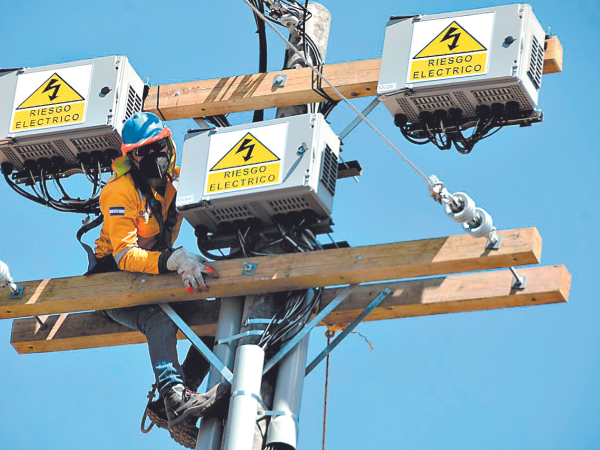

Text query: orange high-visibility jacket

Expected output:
[94,167,183,274]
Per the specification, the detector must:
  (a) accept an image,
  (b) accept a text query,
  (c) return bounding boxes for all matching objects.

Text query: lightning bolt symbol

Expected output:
[236,138,255,162]
[42,78,61,101]
[440,26,461,51]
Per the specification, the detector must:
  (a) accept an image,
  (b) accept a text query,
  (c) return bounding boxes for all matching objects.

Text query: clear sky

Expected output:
[1,0,598,449]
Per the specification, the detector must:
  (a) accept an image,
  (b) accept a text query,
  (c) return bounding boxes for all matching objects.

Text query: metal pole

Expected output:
[265,327,310,448]
[222,344,266,450]
[222,4,332,449]
[196,296,245,450]
[276,2,332,119]
[265,5,332,449]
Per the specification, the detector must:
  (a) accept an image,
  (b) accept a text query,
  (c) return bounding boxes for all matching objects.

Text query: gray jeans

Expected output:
[103,305,184,392]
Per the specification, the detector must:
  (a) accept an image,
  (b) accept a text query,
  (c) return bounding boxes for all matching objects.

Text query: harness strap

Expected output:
[77,215,105,272]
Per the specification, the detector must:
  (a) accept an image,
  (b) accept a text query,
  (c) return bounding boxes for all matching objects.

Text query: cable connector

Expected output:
[428,175,460,211]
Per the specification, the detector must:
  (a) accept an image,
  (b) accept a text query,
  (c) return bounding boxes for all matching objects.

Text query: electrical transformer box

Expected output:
[0,55,144,176]
[177,113,340,234]
[377,4,545,124]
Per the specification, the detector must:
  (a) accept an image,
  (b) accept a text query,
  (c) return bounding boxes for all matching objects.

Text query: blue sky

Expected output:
[1,1,599,449]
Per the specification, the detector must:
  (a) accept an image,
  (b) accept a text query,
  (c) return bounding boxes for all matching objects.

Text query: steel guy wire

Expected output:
[241,0,432,187]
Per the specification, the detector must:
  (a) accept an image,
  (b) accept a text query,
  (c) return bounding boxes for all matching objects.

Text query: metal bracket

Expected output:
[486,234,503,250]
[262,284,359,375]
[258,409,299,422]
[273,74,287,87]
[215,330,264,346]
[509,267,527,290]
[232,390,263,405]
[305,288,392,375]
[34,316,47,331]
[193,118,212,130]
[338,97,380,142]
[242,262,258,275]
[9,286,23,299]
[159,303,234,383]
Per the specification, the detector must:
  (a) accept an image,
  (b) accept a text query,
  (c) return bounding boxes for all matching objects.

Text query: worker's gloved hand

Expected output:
[166,248,219,292]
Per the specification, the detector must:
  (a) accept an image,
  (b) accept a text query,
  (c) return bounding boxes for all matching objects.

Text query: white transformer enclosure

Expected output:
[177,113,340,233]
[377,4,545,123]
[0,55,144,174]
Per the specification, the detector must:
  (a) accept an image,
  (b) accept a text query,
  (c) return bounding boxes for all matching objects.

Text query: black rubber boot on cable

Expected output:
[162,382,231,428]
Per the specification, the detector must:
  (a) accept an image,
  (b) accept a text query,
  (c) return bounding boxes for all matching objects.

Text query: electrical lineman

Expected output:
[89,112,228,448]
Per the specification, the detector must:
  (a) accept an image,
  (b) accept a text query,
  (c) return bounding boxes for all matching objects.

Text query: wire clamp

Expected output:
[273,74,287,87]
[242,262,258,275]
[509,267,527,290]
[428,175,447,203]
[243,318,283,327]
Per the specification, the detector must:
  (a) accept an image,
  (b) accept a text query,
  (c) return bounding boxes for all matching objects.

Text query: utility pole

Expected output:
[221,4,331,450]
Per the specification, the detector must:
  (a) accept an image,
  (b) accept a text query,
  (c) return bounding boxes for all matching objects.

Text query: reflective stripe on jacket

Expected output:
[94,167,183,274]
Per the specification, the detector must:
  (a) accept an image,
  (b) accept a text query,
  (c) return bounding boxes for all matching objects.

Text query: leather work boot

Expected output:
[162,382,231,428]
[144,398,199,449]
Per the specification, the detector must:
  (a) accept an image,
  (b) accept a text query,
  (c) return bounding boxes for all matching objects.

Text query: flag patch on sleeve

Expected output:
[109,207,125,216]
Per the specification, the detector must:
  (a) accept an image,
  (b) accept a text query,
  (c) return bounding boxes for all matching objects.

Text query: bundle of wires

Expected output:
[197,213,322,261]
[396,101,522,154]
[249,0,339,119]
[258,287,322,351]
[1,156,110,214]
[197,215,324,351]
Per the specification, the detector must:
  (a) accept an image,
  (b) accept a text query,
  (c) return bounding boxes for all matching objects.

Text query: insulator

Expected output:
[463,207,493,238]
[444,192,476,224]
[0,259,13,287]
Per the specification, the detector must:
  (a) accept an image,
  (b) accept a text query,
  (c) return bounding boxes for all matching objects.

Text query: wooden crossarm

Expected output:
[10,265,570,355]
[0,228,542,320]
[143,38,563,120]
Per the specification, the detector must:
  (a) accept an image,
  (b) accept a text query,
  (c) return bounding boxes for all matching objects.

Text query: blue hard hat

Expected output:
[121,112,165,145]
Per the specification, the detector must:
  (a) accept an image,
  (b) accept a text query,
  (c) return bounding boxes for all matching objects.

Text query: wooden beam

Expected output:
[144,38,563,120]
[543,36,563,74]
[10,265,570,355]
[0,228,542,320]
[144,59,380,120]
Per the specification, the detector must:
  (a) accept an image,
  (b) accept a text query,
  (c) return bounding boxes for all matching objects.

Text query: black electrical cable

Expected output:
[252,0,268,123]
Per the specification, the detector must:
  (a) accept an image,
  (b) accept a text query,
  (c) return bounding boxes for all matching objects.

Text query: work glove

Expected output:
[166,248,219,292]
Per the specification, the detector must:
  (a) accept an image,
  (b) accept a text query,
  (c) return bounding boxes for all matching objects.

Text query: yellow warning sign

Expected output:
[11,103,86,132]
[17,73,85,109]
[207,132,282,194]
[414,22,487,59]
[206,163,281,194]
[211,133,280,171]
[409,18,491,83]
[10,72,87,133]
